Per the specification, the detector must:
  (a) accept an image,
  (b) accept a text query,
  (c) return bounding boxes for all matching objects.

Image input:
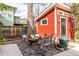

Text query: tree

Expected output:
[69,17,75,40]
[71,3,79,40]
[0,3,9,44]
[0,21,6,45]
[33,3,50,18]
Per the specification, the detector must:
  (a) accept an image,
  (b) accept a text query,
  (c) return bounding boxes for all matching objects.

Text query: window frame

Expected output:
[65,12,70,16]
[58,10,64,15]
[41,18,48,26]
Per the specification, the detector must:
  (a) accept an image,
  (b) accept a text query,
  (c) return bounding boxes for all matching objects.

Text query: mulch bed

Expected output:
[6,37,62,56]
[17,39,62,56]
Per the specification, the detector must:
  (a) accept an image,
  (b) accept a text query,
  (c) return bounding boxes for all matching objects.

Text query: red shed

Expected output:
[35,3,71,41]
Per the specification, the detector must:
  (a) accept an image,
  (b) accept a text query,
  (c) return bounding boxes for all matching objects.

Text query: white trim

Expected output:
[36,22,38,33]
[54,7,58,43]
[41,18,48,26]
[34,3,70,21]
[58,3,70,9]
[60,17,67,37]
[54,7,57,35]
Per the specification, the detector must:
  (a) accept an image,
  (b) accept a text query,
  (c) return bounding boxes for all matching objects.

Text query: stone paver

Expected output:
[54,42,79,56]
[0,44,22,56]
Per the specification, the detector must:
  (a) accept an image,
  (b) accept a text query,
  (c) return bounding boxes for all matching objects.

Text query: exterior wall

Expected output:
[56,7,71,40]
[14,16,20,24]
[36,9,55,38]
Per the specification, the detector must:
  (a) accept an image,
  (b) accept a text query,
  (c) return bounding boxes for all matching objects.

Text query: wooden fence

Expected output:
[1,26,27,37]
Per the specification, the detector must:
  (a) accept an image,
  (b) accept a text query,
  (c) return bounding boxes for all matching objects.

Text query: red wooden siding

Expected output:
[35,5,71,41]
[36,9,55,38]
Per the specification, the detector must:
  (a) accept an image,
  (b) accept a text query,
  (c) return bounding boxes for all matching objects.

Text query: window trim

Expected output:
[41,18,48,26]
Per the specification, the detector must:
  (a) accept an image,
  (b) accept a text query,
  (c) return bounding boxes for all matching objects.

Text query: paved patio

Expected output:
[0,44,22,56]
[1,42,79,56]
[54,42,79,56]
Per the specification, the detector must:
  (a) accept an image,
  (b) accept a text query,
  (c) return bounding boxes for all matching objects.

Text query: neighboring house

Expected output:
[14,16,27,26]
[0,3,16,26]
[35,3,72,41]
[14,16,20,25]
[0,4,27,37]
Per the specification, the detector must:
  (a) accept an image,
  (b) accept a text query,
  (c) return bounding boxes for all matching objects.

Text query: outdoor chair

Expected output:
[28,33,41,45]
[55,35,69,51]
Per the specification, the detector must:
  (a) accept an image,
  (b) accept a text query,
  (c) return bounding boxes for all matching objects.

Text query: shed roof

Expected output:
[34,3,71,21]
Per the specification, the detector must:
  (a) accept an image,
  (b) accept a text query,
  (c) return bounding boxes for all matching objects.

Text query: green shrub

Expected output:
[0,35,6,45]
[0,21,6,45]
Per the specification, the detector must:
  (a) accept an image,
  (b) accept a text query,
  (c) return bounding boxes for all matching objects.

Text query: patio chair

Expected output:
[55,35,69,51]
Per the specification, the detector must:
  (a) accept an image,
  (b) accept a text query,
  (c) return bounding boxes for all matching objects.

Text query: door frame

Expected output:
[60,16,67,37]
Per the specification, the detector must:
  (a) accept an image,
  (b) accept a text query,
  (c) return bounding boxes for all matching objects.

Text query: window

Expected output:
[65,12,70,16]
[41,18,48,25]
[2,11,8,17]
[58,10,64,15]
[61,18,66,36]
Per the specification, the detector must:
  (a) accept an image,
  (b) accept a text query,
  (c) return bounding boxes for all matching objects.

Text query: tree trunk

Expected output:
[27,3,34,37]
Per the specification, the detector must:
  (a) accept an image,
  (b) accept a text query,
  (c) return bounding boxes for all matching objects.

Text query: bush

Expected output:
[0,35,6,45]
[0,21,6,45]
[70,17,75,40]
